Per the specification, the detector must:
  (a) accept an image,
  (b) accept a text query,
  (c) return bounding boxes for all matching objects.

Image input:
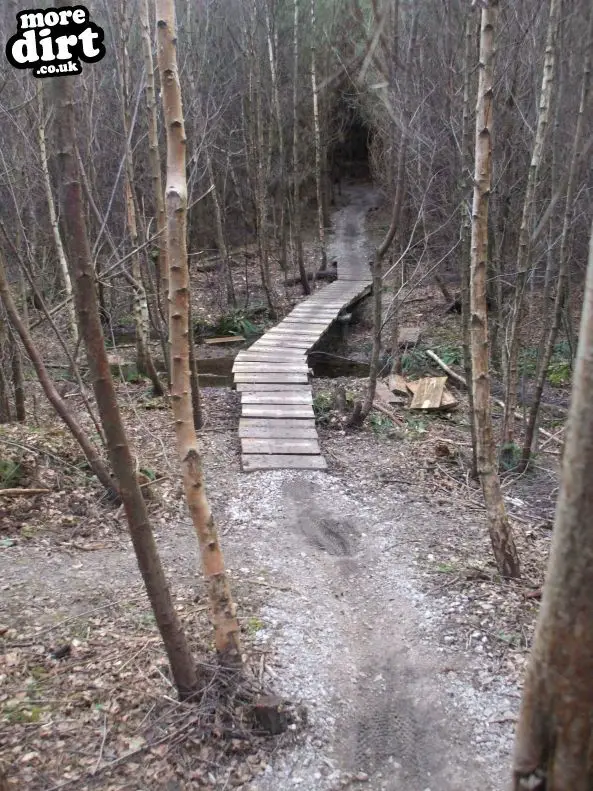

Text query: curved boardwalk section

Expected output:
[232,277,371,472]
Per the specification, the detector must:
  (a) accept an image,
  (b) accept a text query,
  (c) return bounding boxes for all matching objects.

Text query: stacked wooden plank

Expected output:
[233,278,371,472]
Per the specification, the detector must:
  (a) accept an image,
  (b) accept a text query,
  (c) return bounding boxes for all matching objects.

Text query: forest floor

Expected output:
[0,182,568,790]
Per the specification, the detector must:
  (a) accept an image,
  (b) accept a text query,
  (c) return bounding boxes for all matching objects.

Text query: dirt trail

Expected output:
[233,188,515,789]
[0,185,518,790]
[328,183,380,279]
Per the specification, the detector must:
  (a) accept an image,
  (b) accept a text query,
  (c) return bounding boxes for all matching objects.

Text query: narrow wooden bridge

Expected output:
[232,269,371,472]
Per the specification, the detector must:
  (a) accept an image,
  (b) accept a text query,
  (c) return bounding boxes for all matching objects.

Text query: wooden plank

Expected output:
[242,454,328,472]
[232,363,310,373]
[237,383,311,392]
[250,339,313,349]
[239,425,318,439]
[237,350,305,360]
[375,381,400,404]
[241,438,321,455]
[242,403,314,418]
[235,356,306,365]
[241,391,313,405]
[204,335,245,345]
[276,320,333,335]
[266,326,322,334]
[439,388,458,410]
[234,372,309,384]
[240,417,315,431]
[409,376,447,410]
[388,374,409,395]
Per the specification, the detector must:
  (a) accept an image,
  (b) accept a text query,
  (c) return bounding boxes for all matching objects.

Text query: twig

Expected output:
[372,400,404,423]
[93,712,108,774]
[0,488,50,496]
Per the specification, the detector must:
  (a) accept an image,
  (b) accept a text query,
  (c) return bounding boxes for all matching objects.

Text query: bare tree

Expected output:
[291,0,311,294]
[520,5,593,470]
[512,214,593,790]
[51,70,198,701]
[37,83,78,345]
[469,0,520,579]
[156,0,242,666]
[501,0,560,466]
[0,251,114,495]
[310,0,327,272]
[140,0,170,377]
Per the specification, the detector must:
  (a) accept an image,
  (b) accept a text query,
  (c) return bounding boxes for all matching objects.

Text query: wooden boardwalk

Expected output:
[232,276,371,472]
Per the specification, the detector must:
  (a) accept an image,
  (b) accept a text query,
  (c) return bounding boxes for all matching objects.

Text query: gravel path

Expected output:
[225,469,516,791]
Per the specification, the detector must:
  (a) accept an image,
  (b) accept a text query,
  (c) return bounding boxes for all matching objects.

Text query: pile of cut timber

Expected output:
[375,374,458,412]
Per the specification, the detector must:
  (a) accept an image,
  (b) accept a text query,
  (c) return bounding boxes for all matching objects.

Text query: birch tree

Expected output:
[512,215,593,790]
[156,0,242,666]
[37,84,77,345]
[115,0,163,396]
[140,0,170,375]
[520,6,593,470]
[469,0,520,579]
[501,0,560,466]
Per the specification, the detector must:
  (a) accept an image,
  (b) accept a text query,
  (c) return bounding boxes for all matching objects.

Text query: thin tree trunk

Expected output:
[512,215,593,790]
[520,6,592,471]
[9,328,25,423]
[501,0,559,464]
[117,0,163,396]
[469,2,520,579]
[310,0,327,272]
[460,10,478,479]
[292,0,310,294]
[265,1,288,273]
[51,65,198,701]
[156,0,242,666]
[0,251,115,495]
[37,83,78,344]
[0,321,11,423]
[187,299,203,431]
[140,0,170,380]
[206,148,236,307]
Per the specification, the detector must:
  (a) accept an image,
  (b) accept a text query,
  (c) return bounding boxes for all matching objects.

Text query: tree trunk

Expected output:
[0,321,11,424]
[37,83,78,345]
[310,0,327,272]
[140,0,170,380]
[291,0,310,295]
[51,64,198,701]
[9,328,25,423]
[520,6,592,471]
[156,0,242,666]
[501,0,559,464]
[265,1,288,274]
[187,299,203,431]
[0,251,115,495]
[206,148,236,308]
[512,215,593,790]
[469,2,520,579]
[117,0,163,396]
[460,10,478,479]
